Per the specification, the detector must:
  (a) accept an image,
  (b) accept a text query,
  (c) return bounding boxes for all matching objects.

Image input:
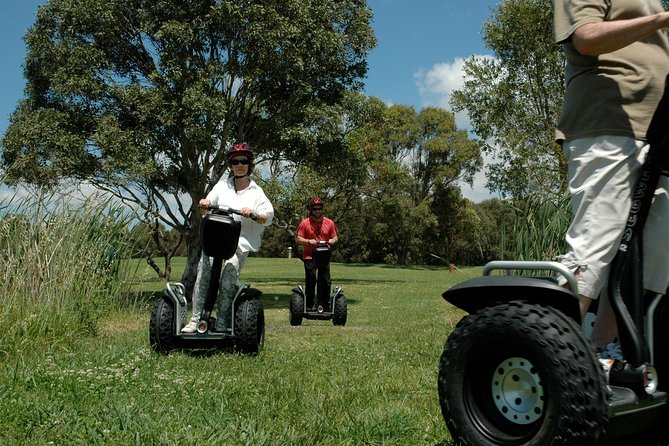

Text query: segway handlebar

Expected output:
[205,205,243,216]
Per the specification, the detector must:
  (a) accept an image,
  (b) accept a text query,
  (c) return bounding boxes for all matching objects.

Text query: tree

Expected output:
[1,0,375,293]
[474,198,516,262]
[255,91,383,263]
[334,96,483,265]
[256,92,483,266]
[129,219,184,280]
[451,0,565,199]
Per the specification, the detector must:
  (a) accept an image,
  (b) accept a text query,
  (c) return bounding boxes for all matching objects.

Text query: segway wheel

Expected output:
[289,292,304,326]
[149,297,177,354]
[438,301,608,445]
[332,294,347,326]
[235,298,265,355]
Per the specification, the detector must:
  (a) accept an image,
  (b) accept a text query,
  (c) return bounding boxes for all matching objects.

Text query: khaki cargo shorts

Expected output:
[561,136,669,298]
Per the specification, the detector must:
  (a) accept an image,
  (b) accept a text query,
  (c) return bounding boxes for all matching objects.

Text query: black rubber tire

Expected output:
[289,292,304,326]
[235,298,265,355]
[438,301,608,446]
[332,294,347,326]
[149,297,177,354]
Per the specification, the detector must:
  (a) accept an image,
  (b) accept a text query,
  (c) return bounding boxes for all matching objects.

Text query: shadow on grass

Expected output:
[129,290,359,311]
[175,346,236,357]
[260,293,360,310]
[378,264,451,271]
[251,276,403,285]
[335,262,451,272]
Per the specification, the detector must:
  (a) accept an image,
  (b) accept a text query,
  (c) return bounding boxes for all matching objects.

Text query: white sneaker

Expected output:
[181,321,197,333]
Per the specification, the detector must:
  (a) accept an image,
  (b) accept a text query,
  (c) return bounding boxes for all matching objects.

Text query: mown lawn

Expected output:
[1,257,481,445]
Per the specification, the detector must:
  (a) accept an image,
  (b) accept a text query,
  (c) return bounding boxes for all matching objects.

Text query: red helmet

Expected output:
[308,197,323,209]
[226,143,254,161]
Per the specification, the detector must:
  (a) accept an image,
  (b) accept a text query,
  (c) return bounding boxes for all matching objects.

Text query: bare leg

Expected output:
[579,290,618,349]
[578,294,592,320]
[590,294,618,348]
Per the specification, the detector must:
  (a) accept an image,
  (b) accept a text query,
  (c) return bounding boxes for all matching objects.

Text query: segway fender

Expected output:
[331,286,343,300]
[164,282,188,333]
[291,285,305,298]
[443,275,581,323]
[240,287,262,300]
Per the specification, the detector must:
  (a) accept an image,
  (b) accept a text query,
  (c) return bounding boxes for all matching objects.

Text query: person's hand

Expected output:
[240,207,259,221]
[198,199,210,214]
[309,239,317,246]
[328,238,336,245]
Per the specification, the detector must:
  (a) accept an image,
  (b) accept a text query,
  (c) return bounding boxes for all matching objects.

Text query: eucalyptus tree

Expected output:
[451,0,565,199]
[1,0,375,289]
[337,99,482,265]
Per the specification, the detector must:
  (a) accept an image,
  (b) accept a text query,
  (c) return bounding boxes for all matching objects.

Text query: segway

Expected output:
[149,206,265,355]
[290,241,347,326]
[437,80,669,445]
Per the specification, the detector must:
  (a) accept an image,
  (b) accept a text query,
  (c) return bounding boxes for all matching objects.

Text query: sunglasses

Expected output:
[311,207,323,211]
[230,158,250,166]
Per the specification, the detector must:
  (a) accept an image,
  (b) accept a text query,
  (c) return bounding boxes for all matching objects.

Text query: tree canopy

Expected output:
[451,0,565,199]
[259,92,484,266]
[1,0,375,288]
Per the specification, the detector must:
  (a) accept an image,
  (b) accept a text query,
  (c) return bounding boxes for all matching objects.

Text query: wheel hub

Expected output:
[491,357,544,425]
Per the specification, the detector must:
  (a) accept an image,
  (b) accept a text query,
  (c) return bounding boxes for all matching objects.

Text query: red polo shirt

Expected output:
[297,216,338,259]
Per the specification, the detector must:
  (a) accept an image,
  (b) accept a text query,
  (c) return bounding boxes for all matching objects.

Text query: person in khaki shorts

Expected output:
[553,0,669,358]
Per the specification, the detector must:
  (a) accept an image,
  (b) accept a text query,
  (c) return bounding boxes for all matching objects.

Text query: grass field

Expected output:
[1,257,481,445]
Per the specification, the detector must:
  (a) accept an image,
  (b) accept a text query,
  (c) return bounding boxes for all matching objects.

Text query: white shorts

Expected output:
[561,135,669,298]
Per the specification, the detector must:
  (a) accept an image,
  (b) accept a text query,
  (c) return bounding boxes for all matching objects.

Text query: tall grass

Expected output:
[510,192,571,262]
[0,191,134,354]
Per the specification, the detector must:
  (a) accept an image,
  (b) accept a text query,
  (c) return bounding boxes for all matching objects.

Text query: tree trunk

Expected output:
[146,254,164,279]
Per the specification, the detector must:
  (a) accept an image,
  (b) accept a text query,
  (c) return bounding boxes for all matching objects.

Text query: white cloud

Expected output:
[414,57,470,129]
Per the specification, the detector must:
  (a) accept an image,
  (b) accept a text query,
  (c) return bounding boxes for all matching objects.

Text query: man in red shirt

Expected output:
[296,197,339,311]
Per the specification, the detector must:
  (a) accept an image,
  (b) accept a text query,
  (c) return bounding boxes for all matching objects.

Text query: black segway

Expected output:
[437,81,669,444]
[290,241,347,326]
[149,206,265,355]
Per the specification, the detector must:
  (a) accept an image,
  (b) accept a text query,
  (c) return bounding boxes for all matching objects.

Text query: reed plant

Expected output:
[0,191,133,355]
[510,192,571,262]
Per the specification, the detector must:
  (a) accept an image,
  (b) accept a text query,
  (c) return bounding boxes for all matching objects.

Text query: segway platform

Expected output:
[289,241,347,326]
[289,285,347,326]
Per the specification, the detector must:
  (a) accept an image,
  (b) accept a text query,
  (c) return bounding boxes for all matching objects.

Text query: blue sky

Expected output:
[0,0,500,201]
[365,0,498,110]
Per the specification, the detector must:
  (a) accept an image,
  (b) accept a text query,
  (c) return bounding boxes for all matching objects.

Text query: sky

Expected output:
[0,0,501,202]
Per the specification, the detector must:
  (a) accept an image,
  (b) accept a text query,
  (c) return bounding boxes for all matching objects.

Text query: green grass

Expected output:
[1,257,481,445]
